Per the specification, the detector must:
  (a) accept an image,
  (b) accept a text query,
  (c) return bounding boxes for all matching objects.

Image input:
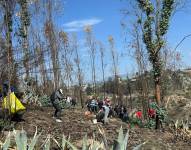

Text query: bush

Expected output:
[0,119,14,131]
[129,117,144,128]
[38,95,51,107]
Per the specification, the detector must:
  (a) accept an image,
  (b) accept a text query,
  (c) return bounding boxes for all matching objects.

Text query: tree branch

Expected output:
[174,34,191,52]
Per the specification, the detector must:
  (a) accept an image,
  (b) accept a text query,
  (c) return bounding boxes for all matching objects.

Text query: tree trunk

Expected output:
[155,79,161,129]
[79,86,84,108]
[155,82,161,105]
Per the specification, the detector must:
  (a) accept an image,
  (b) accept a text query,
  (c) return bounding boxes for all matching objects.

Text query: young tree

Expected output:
[98,42,106,98]
[84,26,97,95]
[18,0,30,79]
[72,34,84,108]
[59,31,73,92]
[0,0,17,119]
[108,36,119,104]
[44,0,61,90]
[34,33,48,91]
[136,0,175,129]
[132,23,149,119]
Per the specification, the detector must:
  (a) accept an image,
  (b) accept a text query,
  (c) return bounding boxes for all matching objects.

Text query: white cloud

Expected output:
[64,28,81,32]
[63,18,103,32]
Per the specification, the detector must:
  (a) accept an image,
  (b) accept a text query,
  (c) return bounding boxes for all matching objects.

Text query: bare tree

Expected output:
[108,36,119,104]
[31,28,48,92]
[132,23,149,119]
[44,0,61,90]
[59,31,73,92]
[98,42,106,98]
[84,26,97,95]
[72,34,84,108]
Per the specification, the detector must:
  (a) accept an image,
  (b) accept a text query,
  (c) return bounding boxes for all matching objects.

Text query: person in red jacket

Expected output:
[148,108,156,119]
[148,99,156,119]
[135,110,142,119]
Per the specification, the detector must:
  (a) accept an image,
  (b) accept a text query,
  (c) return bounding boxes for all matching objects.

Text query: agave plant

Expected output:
[2,132,11,150]
[1,127,41,150]
[14,128,41,150]
[1,127,145,150]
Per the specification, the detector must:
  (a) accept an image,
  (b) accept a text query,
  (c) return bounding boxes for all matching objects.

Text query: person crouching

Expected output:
[96,104,110,124]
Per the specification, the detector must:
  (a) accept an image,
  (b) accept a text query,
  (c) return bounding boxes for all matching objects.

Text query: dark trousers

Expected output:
[0,109,25,122]
[54,107,62,118]
[11,110,25,121]
[52,99,62,119]
[96,111,105,124]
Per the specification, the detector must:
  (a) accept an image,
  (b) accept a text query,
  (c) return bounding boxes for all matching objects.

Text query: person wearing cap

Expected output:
[50,88,64,122]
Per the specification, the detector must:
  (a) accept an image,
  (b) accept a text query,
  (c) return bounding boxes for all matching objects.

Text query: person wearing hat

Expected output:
[50,88,64,122]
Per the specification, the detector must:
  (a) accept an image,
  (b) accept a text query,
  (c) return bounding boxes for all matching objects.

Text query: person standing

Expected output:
[50,88,64,122]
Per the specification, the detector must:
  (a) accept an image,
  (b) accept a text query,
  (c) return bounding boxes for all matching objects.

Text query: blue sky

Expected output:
[56,0,191,81]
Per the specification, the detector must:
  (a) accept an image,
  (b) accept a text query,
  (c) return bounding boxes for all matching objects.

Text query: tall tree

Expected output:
[59,31,73,92]
[0,0,17,119]
[0,0,17,85]
[108,36,119,104]
[44,0,61,90]
[132,23,149,119]
[136,0,175,128]
[18,0,31,79]
[99,42,106,98]
[84,26,97,95]
[72,34,84,108]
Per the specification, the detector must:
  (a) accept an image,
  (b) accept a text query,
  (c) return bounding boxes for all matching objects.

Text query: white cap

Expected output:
[59,88,63,94]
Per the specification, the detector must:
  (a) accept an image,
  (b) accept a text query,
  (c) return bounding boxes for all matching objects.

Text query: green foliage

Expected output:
[2,132,11,150]
[116,127,129,150]
[160,0,174,36]
[150,102,167,122]
[13,128,41,150]
[38,95,51,107]
[85,84,93,95]
[4,11,13,32]
[144,119,156,129]
[0,119,13,131]
[129,117,143,128]
[137,0,175,86]
[18,0,30,38]
[43,134,50,150]
[137,0,154,14]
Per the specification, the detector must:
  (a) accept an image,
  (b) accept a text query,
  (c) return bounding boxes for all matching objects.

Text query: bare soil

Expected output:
[1,106,191,149]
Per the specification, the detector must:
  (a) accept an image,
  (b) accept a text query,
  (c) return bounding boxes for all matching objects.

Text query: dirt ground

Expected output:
[1,106,191,149]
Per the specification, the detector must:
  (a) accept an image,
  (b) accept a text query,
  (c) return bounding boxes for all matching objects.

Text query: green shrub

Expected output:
[144,119,155,129]
[38,95,51,107]
[129,118,143,128]
[0,119,14,131]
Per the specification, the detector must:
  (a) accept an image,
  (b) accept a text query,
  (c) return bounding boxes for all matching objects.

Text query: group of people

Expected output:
[86,96,113,124]
[0,83,157,126]
[85,95,158,126]
[114,105,129,122]
[0,85,76,123]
